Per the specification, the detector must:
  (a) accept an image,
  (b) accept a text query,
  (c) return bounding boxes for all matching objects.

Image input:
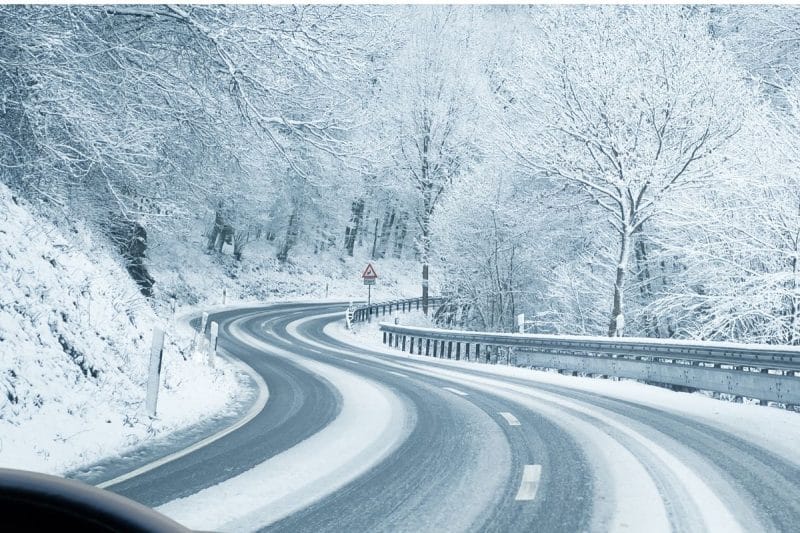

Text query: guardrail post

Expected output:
[465,343,471,361]
[433,340,438,357]
[426,339,431,356]
[388,333,393,346]
[383,331,387,344]
[447,341,453,359]
[402,335,406,351]
[456,342,461,360]
[475,343,480,362]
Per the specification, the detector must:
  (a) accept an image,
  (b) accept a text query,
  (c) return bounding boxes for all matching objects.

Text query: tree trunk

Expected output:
[422,263,429,315]
[376,209,395,259]
[207,210,224,250]
[633,229,656,336]
[393,211,408,259]
[344,198,364,257]
[608,229,631,337]
[421,211,431,315]
[789,241,800,345]
[370,217,380,259]
[278,205,300,262]
[233,229,248,261]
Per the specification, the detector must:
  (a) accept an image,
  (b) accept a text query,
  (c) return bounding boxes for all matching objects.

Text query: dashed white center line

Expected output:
[499,412,521,426]
[515,465,542,501]
[387,370,408,378]
[443,387,468,396]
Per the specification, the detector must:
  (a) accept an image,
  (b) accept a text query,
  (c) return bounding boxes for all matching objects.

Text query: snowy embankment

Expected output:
[0,184,243,475]
[330,314,800,468]
[147,217,424,312]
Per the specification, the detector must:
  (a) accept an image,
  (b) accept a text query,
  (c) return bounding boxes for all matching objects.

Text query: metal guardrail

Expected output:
[351,296,445,323]
[378,323,800,405]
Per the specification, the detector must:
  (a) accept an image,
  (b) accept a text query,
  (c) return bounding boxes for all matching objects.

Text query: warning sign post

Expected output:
[362,263,378,305]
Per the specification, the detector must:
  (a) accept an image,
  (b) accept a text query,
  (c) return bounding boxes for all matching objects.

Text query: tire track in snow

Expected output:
[156,312,412,531]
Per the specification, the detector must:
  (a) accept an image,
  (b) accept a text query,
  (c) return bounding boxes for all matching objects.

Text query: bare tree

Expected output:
[382,7,484,313]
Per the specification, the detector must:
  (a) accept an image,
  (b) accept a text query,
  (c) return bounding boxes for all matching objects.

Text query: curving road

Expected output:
[78,302,800,532]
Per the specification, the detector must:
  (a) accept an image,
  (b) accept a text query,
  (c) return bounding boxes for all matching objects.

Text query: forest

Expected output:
[3,4,800,344]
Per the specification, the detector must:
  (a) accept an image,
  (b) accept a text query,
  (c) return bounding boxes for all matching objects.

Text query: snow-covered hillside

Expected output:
[147,216,425,310]
[0,184,242,474]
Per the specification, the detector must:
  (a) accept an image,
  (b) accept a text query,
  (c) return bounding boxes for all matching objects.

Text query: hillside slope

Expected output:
[0,184,242,474]
[147,214,426,309]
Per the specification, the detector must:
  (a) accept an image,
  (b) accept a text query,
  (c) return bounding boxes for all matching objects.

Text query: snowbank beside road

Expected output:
[0,184,243,475]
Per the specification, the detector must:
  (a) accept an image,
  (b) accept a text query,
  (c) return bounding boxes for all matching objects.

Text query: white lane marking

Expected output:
[515,464,542,501]
[443,387,468,396]
[347,360,361,364]
[387,370,408,378]
[97,342,269,489]
[499,412,521,426]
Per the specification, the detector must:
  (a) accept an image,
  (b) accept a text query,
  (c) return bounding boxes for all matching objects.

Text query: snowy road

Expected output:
[99,303,800,531]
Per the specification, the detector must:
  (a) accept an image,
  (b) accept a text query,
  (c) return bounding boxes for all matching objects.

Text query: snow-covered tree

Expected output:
[505,6,751,336]
[381,6,486,313]
[650,90,800,343]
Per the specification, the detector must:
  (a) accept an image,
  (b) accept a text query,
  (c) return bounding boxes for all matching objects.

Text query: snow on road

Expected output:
[333,318,800,469]
[156,314,412,531]
[324,318,800,532]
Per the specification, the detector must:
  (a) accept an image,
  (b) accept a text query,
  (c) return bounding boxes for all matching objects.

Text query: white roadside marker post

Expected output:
[209,321,219,368]
[517,313,525,334]
[146,327,165,418]
[346,302,354,330]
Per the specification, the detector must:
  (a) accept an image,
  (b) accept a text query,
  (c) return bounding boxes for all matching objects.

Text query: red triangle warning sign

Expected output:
[361,262,378,280]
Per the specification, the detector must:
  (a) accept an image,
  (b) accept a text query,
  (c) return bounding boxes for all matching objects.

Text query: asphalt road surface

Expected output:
[82,302,800,532]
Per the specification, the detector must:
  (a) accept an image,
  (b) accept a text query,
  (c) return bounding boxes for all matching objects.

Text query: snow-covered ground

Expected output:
[331,314,800,468]
[0,184,243,475]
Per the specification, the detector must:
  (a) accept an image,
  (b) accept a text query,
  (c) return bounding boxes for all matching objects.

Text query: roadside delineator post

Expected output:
[146,327,165,417]
[209,321,219,368]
